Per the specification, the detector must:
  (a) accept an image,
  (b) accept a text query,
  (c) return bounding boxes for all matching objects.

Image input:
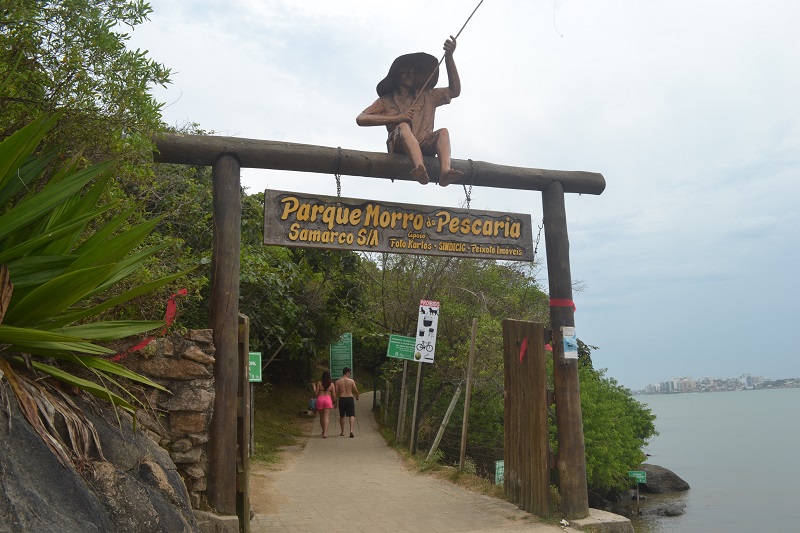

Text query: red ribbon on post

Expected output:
[549,298,576,311]
[110,288,188,362]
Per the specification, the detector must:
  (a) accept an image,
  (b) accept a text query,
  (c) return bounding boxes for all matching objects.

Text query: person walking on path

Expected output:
[356,36,463,187]
[335,367,359,437]
[314,371,336,438]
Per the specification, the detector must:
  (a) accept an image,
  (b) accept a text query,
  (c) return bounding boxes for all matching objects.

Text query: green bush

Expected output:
[0,115,187,467]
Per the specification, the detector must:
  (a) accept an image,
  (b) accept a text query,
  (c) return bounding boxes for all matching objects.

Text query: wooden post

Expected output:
[409,362,424,455]
[396,360,409,440]
[372,364,379,411]
[542,181,589,519]
[250,382,254,457]
[236,314,251,533]
[383,378,390,426]
[207,153,241,515]
[459,318,478,471]
[426,384,462,462]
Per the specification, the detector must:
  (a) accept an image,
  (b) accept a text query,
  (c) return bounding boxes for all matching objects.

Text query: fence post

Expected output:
[427,384,462,462]
[459,318,478,470]
[396,360,409,441]
[409,362,424,455]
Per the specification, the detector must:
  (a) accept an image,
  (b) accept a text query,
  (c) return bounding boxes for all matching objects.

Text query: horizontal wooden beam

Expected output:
[153,133,605,195]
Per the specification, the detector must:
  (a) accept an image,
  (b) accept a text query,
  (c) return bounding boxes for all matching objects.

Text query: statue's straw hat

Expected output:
[376,52,439,96]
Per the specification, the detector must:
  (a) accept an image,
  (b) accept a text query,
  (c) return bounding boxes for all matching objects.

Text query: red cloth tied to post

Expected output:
[110,288,188,361]
[549,298,576,311]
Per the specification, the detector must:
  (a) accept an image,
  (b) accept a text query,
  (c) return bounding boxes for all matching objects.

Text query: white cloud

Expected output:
[131,0,800,389]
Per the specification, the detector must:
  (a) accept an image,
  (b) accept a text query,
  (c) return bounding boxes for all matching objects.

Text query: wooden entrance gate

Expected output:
[153,133,604,522]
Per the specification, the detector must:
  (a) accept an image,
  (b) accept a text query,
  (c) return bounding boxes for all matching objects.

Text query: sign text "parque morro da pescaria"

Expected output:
[263,190,534,261]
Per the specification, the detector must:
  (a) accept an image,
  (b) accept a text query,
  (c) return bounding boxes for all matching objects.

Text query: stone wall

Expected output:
[123,329,216,510]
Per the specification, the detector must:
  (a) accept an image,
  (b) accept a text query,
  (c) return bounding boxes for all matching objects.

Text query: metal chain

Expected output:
[532,218,544,262]
[462,159,474,209]
[334,146,342,197]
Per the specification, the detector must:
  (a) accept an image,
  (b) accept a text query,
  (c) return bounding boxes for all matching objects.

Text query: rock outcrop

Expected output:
[640,463,690,493]
[0,393,198,532]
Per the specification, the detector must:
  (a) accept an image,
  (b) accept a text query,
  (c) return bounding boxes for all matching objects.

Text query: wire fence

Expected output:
[377,365,505,483]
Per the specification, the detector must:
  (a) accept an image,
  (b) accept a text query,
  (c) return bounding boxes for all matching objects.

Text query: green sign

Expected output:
[386,334,417,361]
[495,460,505,485]
[249,352,262,382]
[329,333,353,379]
[628,470,646,483]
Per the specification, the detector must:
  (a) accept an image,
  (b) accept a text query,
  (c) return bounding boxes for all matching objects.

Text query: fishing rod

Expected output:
[410,0,485,108]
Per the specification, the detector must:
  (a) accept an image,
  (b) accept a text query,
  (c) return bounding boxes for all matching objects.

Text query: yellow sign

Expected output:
[263,190,534,261]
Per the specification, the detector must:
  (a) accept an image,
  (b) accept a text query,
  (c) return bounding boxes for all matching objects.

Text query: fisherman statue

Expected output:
[357,36,464,187]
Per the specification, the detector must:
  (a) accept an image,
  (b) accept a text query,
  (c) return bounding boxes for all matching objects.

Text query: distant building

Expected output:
[639,373,796,394]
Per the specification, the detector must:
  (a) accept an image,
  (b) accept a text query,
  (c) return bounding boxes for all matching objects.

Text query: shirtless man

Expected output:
[335,367,360,438]
[357,36,464,187]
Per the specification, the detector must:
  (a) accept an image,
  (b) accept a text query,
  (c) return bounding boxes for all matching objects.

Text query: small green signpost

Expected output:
[386,334,416,361]
[248,352,262,382]
[628,470,646,483]
[495,460,505,485]
[329,333,353,379]
[628,470,646,513]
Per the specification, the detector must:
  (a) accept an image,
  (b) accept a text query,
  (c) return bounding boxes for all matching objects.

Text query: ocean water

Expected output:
[628,388,800,532]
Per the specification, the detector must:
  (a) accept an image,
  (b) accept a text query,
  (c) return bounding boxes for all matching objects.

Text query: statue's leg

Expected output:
[396,123,429,184]
[435,129,463,187]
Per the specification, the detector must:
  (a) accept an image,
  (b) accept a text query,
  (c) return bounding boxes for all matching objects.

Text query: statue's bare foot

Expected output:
[439,168,464,187]
[410,164,430,185]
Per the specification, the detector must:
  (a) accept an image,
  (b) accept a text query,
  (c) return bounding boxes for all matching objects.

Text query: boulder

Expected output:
[0,393,199,532]
[640,463,690,493]
[642,503,687,516]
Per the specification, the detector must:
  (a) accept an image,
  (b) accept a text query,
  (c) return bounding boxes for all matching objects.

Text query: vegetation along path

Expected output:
[250,391,568,533]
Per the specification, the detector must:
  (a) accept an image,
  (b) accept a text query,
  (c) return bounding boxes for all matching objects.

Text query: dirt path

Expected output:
[249,392,568,533]
[249,414,313,515]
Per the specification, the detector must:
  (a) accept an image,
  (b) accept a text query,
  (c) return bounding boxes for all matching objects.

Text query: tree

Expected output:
[355,252,657,495]
[0,0,188,322]
[577,365,657,494]
[0,0,170,160]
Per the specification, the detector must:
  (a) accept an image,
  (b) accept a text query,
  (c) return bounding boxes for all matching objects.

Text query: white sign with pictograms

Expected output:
[414,300,440,363]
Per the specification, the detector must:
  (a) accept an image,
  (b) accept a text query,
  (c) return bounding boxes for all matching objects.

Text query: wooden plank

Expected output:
[511,321,522,506]
[502,320,520,505]
[519,323,531,513]
[529,324,550,517]
[153,133,605,195]
[236,314,251,533]
[503,320,512,501]
[207,154,242,515]
[542,181,589,519]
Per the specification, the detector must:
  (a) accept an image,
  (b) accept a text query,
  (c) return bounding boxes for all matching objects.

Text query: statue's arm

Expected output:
[357,103,412,127]
[444,36,461,98]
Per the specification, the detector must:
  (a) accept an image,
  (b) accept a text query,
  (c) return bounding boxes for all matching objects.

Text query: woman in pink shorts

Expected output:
[315,371,337,438]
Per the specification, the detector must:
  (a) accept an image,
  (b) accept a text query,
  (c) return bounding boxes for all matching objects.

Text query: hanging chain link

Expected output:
[462,159,474,209]
[334,146,342,197]
[532,217,544,262]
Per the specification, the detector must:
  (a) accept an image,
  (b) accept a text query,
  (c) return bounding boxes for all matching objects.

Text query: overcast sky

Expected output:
[129,0,799,390]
